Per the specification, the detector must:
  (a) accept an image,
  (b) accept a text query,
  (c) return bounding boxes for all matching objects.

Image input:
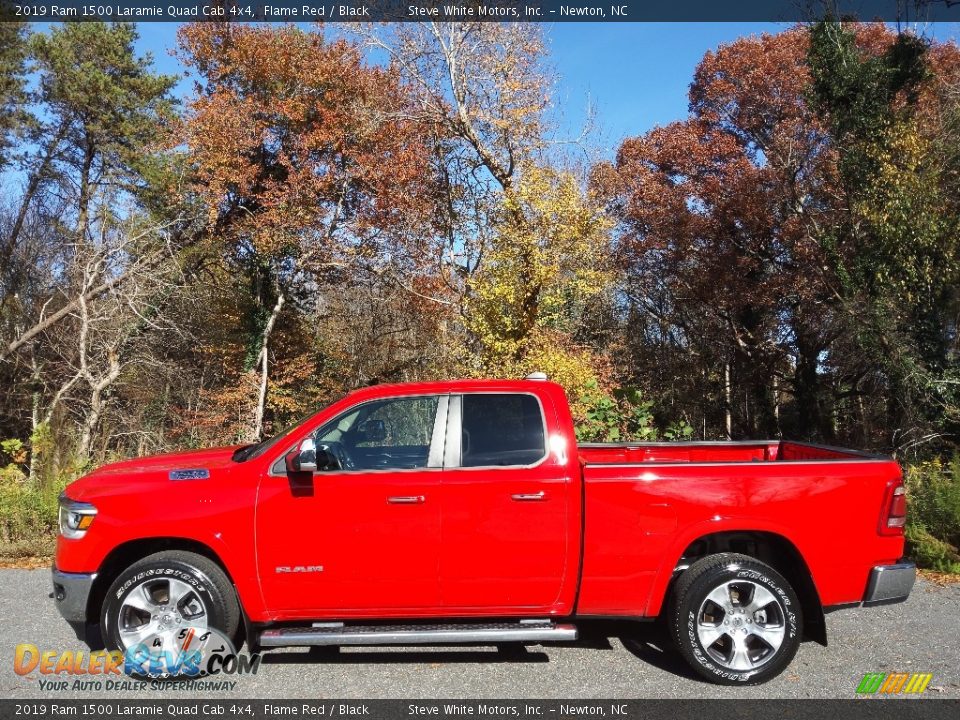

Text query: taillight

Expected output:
[880,482,907,535]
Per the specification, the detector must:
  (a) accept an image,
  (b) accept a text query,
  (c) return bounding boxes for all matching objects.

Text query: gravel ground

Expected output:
[1,569,957,700]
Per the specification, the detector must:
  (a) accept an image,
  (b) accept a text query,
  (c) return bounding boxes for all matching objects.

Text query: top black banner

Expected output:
[2,1,960,23]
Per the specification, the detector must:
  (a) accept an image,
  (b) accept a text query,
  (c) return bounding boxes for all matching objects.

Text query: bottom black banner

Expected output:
[0,699,957,720]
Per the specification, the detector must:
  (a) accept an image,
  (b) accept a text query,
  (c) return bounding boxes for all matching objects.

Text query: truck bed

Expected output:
[578,440,880,465]
[574,439,902,618]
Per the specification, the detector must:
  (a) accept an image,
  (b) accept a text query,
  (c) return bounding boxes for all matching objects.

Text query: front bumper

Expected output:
[863,560,916,606]
[51,567,97,623]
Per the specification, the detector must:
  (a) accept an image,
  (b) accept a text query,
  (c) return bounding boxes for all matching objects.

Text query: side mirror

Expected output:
[285,437,317,473]
[358,419,387,443]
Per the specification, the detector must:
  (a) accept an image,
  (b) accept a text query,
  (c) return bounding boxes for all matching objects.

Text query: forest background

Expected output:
[1,19,960,573]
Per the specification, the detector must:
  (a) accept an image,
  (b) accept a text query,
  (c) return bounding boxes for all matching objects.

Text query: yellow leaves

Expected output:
[521,336,611,425]
[465,163,613,367]
[457,328,610,430]
[853,115,958,290]
[458,164,615,420]
[0,439,27,467]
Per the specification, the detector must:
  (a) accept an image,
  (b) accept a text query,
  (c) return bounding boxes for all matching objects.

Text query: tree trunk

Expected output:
[77,402,100,462]
[794,327,833,443]
[76,293,123,462]
[75,141,96,249]
[0,120,70,287]
[29,363,40,482]
[724,362,732,439]
[77,351,121,462]
[251,292,285,441]
[772,373,781,435]
[78,350,120,461]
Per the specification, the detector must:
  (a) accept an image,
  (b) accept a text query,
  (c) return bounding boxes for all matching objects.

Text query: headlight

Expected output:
[58,493,97,539]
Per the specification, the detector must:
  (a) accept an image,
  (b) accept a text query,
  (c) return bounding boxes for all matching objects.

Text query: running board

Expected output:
[258,620,578,647]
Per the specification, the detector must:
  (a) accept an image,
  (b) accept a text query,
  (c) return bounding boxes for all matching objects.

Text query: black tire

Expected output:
[668,553,802,685]
[101,551,241,669]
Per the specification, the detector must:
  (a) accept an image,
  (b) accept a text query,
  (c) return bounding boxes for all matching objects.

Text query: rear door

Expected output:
[439,392,573,612]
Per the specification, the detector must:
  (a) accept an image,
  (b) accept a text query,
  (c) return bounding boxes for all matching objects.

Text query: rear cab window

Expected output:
[459,393,547,468]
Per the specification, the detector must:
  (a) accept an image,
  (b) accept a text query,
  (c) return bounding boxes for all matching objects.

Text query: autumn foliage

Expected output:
[596,25,960,449]
[3,21,960,560]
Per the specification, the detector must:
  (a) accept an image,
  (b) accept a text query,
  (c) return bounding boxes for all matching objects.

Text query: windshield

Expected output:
[231,395,347,462]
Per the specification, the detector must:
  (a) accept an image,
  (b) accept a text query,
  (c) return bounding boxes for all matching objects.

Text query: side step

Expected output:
[259,620,578,647]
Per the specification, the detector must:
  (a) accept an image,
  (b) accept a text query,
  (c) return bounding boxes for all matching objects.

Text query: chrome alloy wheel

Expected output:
[695,579,786,672]
[117,577,208,652]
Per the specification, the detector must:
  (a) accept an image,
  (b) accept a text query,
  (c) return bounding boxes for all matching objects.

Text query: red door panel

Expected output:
[256,469,441,616]
[439,393,574,613]
[440,469,572,611]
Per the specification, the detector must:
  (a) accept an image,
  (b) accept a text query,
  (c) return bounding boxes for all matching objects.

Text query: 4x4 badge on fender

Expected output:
[168,469,210,481]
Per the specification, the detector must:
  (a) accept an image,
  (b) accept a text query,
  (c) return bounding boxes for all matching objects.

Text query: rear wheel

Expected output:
[668,553,802,684]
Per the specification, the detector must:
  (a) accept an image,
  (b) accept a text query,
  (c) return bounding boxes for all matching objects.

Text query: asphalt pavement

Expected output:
[1,569,957,700]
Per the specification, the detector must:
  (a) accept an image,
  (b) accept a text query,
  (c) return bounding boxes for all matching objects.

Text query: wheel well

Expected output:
[87,537,236,626]
[674,531,827,646]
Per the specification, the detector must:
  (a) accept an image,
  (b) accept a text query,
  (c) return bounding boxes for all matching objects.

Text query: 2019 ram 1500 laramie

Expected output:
[52,376,915,684]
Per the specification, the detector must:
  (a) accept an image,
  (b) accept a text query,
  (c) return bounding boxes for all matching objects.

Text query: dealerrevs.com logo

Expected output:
[123,625,260,678]
[14,626,261,691]
[856,672,933,695]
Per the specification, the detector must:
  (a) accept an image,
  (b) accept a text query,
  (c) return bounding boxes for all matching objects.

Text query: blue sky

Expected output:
[548,23,788,153]
[43,21,960,159]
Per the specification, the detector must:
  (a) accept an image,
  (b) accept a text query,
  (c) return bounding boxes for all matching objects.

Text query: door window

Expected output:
[313,395,442,471]
[460,394,547,467]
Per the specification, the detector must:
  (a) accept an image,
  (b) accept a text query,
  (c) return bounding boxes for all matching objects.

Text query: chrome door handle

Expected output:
[511,491,546,502]
[387,495,425,504]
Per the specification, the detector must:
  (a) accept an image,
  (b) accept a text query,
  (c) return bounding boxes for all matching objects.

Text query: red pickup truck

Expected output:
[53,376,915,684]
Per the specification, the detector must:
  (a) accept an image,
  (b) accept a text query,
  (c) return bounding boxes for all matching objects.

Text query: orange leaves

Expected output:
[598,25,849,346]
[692,29,814,140]
[178,23,438,262]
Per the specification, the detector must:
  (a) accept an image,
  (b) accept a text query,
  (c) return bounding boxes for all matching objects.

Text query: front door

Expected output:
[440,393,572,612]
[256,394,446,617]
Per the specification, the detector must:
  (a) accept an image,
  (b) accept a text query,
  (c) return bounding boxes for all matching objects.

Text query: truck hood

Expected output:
[64,445,243,501]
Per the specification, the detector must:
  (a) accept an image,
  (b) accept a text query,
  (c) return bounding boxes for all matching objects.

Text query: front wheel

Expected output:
[668,553,802,685]
[101,551,241,677]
